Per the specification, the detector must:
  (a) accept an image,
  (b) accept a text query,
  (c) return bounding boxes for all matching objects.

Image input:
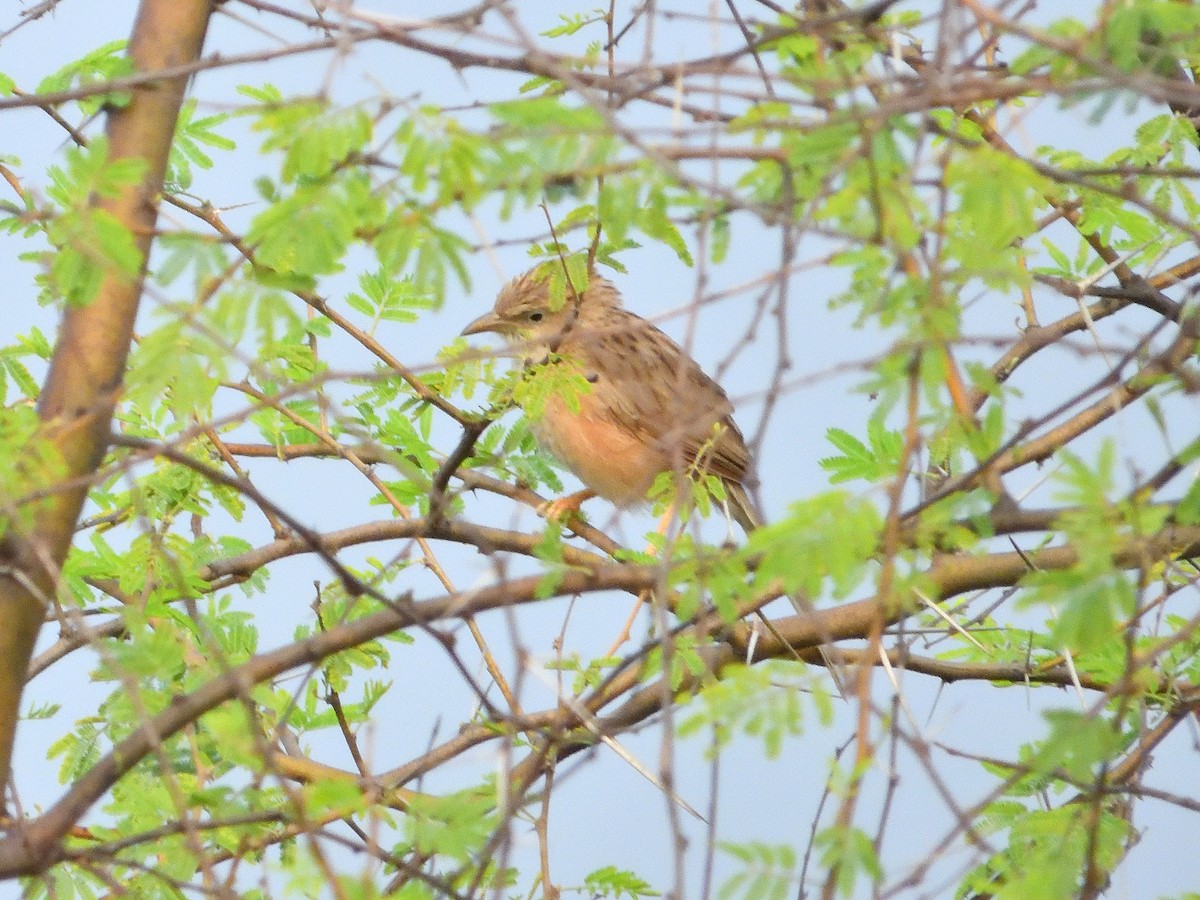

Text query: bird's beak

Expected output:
[461,311,504,336]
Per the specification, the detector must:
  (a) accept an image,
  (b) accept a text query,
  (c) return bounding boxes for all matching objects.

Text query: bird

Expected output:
[460,264,762,531]
[463,264,847,689]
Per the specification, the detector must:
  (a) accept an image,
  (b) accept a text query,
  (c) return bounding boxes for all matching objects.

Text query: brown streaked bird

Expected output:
[464,266,848,692]
[461,265,761,530]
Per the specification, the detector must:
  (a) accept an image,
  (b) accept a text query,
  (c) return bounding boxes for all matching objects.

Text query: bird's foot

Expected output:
[538,489,596,524]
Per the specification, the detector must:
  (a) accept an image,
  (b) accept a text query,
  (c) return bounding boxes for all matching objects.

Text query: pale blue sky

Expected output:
[2,2,1198,897]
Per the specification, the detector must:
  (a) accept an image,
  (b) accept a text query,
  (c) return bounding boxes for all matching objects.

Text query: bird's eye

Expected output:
[528,311,544,322]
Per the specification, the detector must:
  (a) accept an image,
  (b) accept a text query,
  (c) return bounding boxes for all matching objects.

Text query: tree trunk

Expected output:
[0,0,213,800]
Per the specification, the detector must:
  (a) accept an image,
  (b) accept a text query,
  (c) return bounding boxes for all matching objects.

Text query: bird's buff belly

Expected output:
[530,396,662,507]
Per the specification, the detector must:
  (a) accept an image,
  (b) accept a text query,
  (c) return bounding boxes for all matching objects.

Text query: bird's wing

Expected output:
[568,309,751,485]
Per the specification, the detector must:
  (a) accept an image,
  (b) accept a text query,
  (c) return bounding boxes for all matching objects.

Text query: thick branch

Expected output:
[502,523,1200,784]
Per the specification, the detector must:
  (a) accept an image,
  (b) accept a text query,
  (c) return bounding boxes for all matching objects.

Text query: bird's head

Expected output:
[461,265,620,347]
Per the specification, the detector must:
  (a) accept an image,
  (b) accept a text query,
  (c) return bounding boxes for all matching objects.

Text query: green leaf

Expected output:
[541,12,603,37]
[819,428,874,483]
[490,96,603,130]
[679,661,829,757]
[718,840,800,900]
[1176,473,1200,525]
[582,866,661,898]
[710,214,731,264]
[404,788,496,862]
[36,39,133,113]
[304,776,369,818]
[47,720,102,784]
[245,96,373,182]
[962,804,1129,899]
[0,406,66,539]
[36,138,146,305]
[201,703,263,768]
[168,99,236,189]
[246,172,382,279]
[640,187,693,266]
[345,269,438,325]
[1032,710,1127,782]
[812,826,882,898]
[745,492,880,600]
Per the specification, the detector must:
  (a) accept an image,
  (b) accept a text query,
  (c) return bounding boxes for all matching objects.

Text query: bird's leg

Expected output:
[538,488,596,523]
[606,504,675,656]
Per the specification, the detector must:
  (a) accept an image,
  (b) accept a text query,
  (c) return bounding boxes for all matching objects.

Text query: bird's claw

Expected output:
[538,490,594,523]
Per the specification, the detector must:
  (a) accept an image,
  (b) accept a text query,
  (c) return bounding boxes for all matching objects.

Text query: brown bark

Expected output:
[0,0,212,795]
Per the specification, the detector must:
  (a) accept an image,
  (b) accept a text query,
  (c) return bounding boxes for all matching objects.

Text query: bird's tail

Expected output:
[724,479,762,533]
